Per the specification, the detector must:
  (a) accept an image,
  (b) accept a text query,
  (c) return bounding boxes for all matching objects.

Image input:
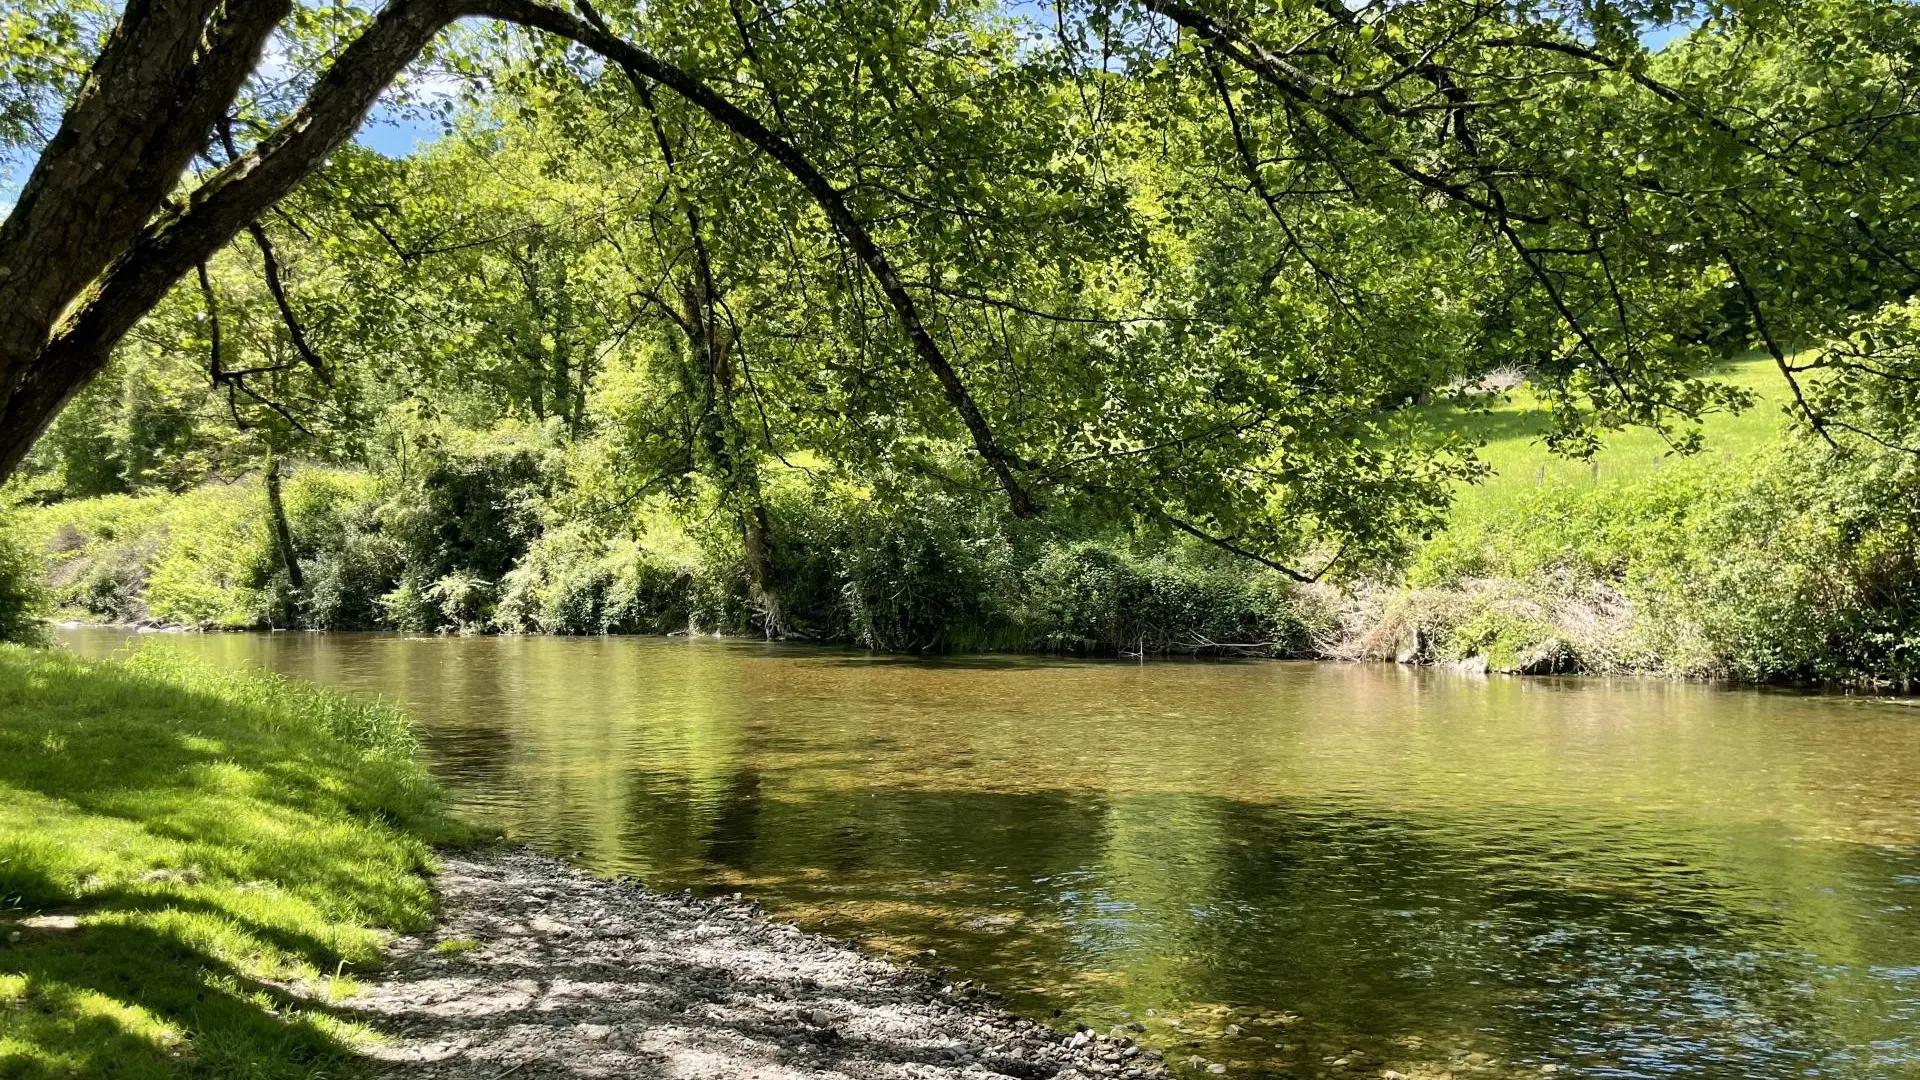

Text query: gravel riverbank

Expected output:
[352,850,1174,1080]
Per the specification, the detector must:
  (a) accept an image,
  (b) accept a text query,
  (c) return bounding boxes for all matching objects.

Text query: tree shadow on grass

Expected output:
[0,647,449,1077]
[0,921,371,1080]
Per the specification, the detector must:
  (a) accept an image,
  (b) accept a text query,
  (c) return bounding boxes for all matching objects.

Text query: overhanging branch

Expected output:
[474,0,1041,516]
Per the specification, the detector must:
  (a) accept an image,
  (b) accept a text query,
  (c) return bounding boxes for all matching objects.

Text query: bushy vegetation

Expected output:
[1346,436,1920,686]
[9,440,1331,656]
[0,644,465,1078]
[0,511,46,645]
[15,352,1920,684]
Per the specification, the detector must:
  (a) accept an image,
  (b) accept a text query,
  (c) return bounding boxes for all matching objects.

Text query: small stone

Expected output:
[1128,1022,1147,1033]
[20,915,79,932]
[1225,1024,1242,1036]
[810,1009,832,1027]
[1540,1067,1558,1075]
[1208,1065,1228,1075]
[579,1024,611,1041]
[6,931,18,944]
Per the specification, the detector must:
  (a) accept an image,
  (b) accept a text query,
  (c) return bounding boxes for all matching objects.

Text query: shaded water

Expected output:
[59,629,1920,1078]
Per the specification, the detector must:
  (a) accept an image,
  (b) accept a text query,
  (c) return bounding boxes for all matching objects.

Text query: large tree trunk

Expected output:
[0,0,473,480]
[741,501,784,639]
[0,0,286,395]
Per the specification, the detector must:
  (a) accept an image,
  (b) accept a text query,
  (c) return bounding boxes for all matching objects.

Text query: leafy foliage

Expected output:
[0,510,44,644]
[8,0,1920,681]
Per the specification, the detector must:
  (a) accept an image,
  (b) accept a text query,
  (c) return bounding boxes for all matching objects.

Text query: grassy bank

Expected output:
[1443,357,1789,521]
[0,644,464,1078]
[1347,358,1920,685]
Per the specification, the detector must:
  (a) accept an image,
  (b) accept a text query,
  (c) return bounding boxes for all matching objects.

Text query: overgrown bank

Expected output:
[1334,440,1920,684]
[8,388,1920,685]
[3,450,1330,658]
[0,645,464,1077]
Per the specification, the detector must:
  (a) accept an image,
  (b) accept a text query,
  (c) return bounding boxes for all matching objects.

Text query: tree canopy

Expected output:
[3,0,1918,577]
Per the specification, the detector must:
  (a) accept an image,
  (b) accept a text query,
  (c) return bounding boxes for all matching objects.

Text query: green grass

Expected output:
[1441,356,1790,525]
[0,644,466,1078]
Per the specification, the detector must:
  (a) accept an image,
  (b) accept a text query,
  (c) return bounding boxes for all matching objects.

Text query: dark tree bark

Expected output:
[264,449,305,594]
[0,0,475,478]
[0,0,288,394]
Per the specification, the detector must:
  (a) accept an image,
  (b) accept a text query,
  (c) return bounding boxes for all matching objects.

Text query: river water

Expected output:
[57,629,1920,1079]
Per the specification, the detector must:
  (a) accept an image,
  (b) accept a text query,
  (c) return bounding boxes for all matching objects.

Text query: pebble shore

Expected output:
[351,850,1176,1080]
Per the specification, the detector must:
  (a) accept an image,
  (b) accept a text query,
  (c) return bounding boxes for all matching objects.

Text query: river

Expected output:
[57,628,1920,1079]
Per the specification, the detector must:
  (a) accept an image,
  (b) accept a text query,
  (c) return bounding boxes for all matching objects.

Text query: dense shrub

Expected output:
[456,472,1333,655]
[0,511,46,644]
[380,443,555,632]
[1017,542,1324,656]
[1630,446,1920,683]
[394,445,550,581]
[494,523,724,635]
[297,480,406,629]
[14,433,1920,682]
[803,489,1022,651]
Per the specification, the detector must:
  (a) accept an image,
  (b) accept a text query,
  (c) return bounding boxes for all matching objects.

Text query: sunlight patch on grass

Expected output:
[1442,356,1790,523]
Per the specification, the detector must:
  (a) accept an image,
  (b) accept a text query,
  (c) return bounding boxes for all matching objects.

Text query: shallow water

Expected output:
[58,629,1920,1078]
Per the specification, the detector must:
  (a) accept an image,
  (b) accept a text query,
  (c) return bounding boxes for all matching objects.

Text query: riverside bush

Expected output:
[0,511,45,644]
[1396,440,1920,684]
[1018,542,1325,655]
[22,434,1917,681]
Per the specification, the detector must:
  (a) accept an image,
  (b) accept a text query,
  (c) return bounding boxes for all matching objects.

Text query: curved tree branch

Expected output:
[475,0,1040,516]
[1162,514,1343,584]
[0,0,477,477]
[247,221,333,384]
